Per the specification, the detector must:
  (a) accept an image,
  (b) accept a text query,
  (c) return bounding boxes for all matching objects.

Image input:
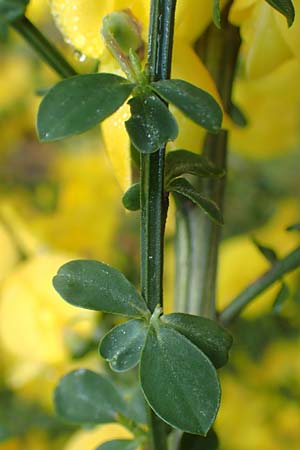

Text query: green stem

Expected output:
[141,1,177,449]
[12,16,77,78]
[219,247,300,326]
[176,8,240,319]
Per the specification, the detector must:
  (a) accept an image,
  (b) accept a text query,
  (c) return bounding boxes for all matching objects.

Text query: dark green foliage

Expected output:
[0,0,28,22]
[161,313,233,368]
[168,178,223,224]
[179,428,219,450]
[122,183,140,211]
[125,94,178,153]
[151,79,223,133]
[140,324,220,435]
[54,369,127,424]
[165,150,224,186]
[53,260,149,318]
[37,74,134,141]
[100,319,148,372]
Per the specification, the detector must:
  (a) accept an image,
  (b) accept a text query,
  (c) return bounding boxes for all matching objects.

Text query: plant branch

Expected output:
[142,1,177,449]
[12,16,77,78]
[219,247,300,326]
[179,6,240,319]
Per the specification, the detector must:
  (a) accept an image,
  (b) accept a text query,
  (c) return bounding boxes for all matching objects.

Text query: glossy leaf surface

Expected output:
[151,79,222,133]
[53,260,149,318]
[165,150,224,186]
[125,94,178,153]
[168,178,223,225]
[95,441,138,450]
[265,0,295,27]
[161,313,232,368]
[55,369,127,424]
[0,0,28,22]
[37,73,134,141]
[140,325,221,435]
[100,319,148,372]
[122,183,140,211]
[179,429,219,450]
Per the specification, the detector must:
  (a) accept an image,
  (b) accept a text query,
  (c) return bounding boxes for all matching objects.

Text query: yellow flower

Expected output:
[230,58,300,157]
[30,146,123,260]
[0,253,96,365]
[0,221,18,285]
[63,423,133,450]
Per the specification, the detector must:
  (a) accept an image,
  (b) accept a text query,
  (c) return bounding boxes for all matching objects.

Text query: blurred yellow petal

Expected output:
[0,221,18,284]
[243,2,292,79]
[175,0,215,44]
[49,0,148,59]
[0,253,96,364]
[26,0,50,23]
[102,101,132,192]
[229,0,257,25]
[231,59,300,157]
[275,0,300,59]
[30,147,122,260]
[64,423,133,450]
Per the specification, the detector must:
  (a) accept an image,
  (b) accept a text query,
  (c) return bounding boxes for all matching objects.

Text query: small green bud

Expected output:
[101,9,144,58]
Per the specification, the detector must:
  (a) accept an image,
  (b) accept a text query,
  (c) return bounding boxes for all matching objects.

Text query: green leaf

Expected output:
[122,183,140,211]
[125,94,178,153]
[165,150,224,186]
[265,0,295,27]
[168,178,223,225]
[95,440,138,450]
[0,0,28,22]
[272,282,290,314]
[100,319,148,372]
[212,0,221,29]
[53,260,149,318]
[161,313,232,368]
[179,429,219,450]
[229,102,248,127]
[252,237,278,263]
[151,79,222,133]
[286,223,300,232]
[37,73,134,142]
[54,369,127,424]
[140,324,221,435]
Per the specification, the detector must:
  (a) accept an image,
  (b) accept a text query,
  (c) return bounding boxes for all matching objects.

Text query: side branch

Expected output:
[219,247,300,326]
